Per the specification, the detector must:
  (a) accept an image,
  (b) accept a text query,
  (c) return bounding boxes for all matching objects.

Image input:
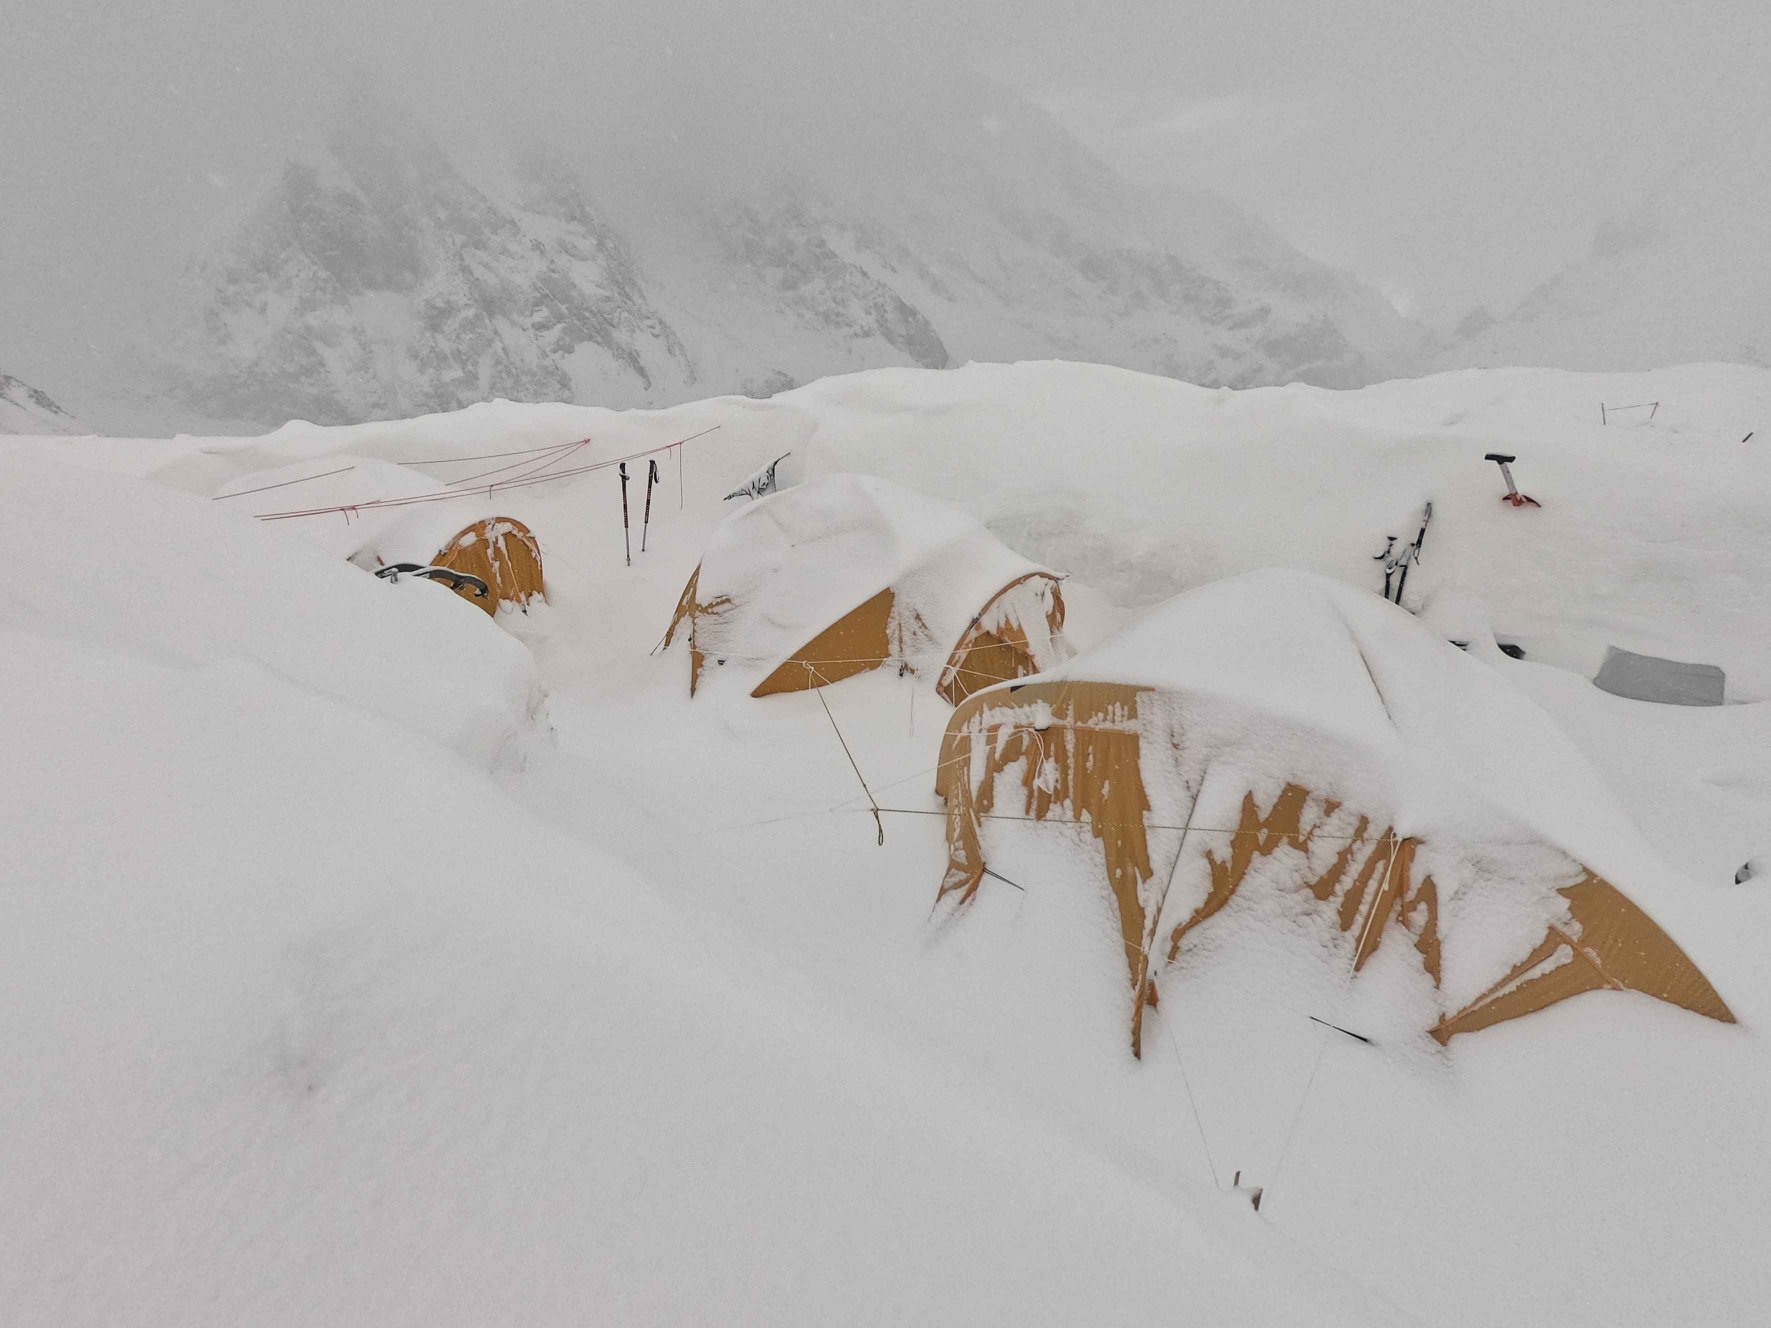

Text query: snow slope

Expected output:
[1440,139,1771,373]
[790,360,1771,696]
[0,369,83,434]
[1,462,1396,1327]
[0,461,534,765]
[6,358,1771,1326]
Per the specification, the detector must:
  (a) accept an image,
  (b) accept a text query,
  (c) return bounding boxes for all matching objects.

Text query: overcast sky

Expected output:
[5,0,1770,391]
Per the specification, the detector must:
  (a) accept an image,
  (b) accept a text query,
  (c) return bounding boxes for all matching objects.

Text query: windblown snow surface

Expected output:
[5,359,1771,1326]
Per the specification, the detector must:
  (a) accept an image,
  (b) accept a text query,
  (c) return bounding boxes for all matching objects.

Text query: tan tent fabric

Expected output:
[431,517,546,616]
[666,564,1064,700]
[663,564,720,696]
[936,678,1734,1057]
[753,588,903,696]
[666,474,1068,700]
[1431,873,1734,1041]
[936,572,1068,705]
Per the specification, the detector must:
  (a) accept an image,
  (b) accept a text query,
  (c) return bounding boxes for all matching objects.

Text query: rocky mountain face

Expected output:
[0,371,83,434]
[164,94,1426,430]
[1439,141,1771,373]
[172,114,695,427]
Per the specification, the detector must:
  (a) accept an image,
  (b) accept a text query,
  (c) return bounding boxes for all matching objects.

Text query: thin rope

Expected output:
[811,672,885,846]
[399,440,595,465]
[1162,1009,1221,1189]
[868,804,1385,841]
[445,438,586,487]
[1262,833,1404,1210]
[252,426,722,521]
[1262,1036,1329,1213]
[210,464,357,500]
[533,537,602,600]
[1142,766,1221,1190]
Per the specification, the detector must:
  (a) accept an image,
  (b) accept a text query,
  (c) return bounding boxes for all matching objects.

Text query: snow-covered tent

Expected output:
[932,569,1735,1056]
[216,456,546,616]
[663,474,1068,701]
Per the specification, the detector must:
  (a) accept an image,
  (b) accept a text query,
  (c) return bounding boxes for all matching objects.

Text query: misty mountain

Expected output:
[161,91,1424,430]
[1440,140,1771,373]
[0,371,83,435]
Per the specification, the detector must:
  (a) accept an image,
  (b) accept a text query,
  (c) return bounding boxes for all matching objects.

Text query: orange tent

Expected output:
[665,474,1067,700]
[933,570,1734,1056]
[425,516,546,616]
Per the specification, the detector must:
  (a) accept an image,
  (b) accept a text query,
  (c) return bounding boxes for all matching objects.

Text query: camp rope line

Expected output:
[1261,829,1405,1214]
[807,663,886,845]
[1141,764,1222,1191]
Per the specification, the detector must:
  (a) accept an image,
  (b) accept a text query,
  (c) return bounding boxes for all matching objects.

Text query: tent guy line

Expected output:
[249,426,723,521]
[1259,826,1407,1215]
[398,440,598,465]
[808,660,887,845]
[210,464,358,500]
[444,437,591,487]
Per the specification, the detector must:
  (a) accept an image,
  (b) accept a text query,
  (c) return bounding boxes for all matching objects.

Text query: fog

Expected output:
[5,0,1770,402]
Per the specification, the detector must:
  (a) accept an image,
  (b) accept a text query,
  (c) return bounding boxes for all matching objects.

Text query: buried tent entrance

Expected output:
[932,571,1734,1056]
[214,456,547,617]
[351,510,547,616]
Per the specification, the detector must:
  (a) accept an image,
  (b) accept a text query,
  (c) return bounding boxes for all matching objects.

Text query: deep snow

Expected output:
[5,358,1770,1326]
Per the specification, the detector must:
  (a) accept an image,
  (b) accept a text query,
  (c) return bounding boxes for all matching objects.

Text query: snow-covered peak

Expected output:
[1440,139,1771,371]
[154,87,1425,432]
[167,99,695,430]
[0,370,83,435]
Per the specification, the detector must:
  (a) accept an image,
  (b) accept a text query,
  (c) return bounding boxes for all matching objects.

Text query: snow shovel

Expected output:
[1484,453,1540,507]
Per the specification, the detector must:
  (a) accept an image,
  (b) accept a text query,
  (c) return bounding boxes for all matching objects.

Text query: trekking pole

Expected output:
[1394,500,1432,605]
[1392,545,1416,606]
[641,459,659,552]
[1373,536,1397,600]
[619,462,631,567]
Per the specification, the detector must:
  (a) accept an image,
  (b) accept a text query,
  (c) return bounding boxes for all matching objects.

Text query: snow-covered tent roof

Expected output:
[933,568,1734,1055]
[214,457,545,615]
[665,473,1068,701]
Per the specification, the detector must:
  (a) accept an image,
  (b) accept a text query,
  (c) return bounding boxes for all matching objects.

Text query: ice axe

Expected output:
[619,462,631,566]
[1394,500,1432,604]
[1372,534,1399,600]
[1484,453,1541,508]
[641,458,659,552]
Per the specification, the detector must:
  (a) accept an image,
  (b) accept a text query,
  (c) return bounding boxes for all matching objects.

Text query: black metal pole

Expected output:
[619,463,631,567]
[641,459,658,552]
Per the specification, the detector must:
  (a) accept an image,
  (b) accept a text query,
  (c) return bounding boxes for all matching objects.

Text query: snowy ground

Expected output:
[5,360,1770,1325]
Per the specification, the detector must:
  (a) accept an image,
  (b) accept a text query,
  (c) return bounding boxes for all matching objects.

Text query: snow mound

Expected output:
[786,360,1771,696]
[214,455,451,559]
[683,473,1067,695]
[0,459,536,765]
[1068,569,1661,883]
[0,453,1400,1328]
